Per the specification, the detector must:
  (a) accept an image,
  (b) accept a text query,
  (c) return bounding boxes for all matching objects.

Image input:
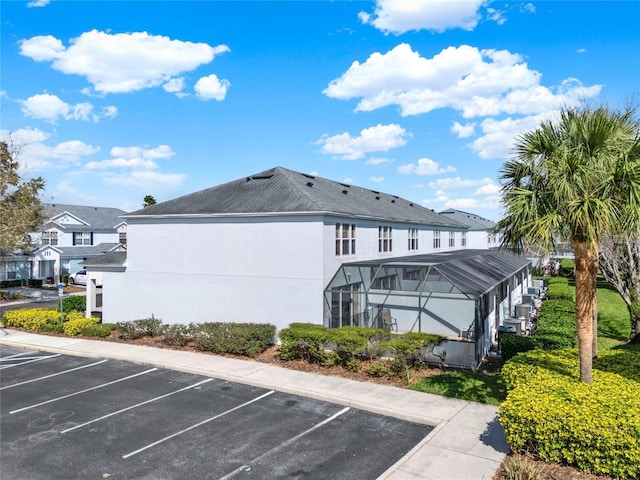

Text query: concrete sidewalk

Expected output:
[0,329,508,480]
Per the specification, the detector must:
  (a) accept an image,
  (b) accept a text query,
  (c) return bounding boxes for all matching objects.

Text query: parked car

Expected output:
[68,269,88,285]
[68,269,103,287]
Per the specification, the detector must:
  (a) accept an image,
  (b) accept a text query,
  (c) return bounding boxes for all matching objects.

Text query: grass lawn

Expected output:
[409,275,631,404]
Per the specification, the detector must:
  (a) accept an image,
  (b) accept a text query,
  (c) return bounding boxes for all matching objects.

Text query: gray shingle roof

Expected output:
[55,243,120,257]
[439,209,496,231]
[344,249,530,298]
[82,251,127,267]
[126,167,465,228]
[44,204,128,230]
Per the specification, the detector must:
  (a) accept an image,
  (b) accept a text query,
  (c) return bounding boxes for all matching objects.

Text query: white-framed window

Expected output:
[41,231,58,246]
[378,226,392,252]
[119,232,127,246]
[335,223,356,256]
[433,230,441,249]
[449,231,455,248]
[461,231,467,247]
[408,228,419,251]
[73,232,92,246]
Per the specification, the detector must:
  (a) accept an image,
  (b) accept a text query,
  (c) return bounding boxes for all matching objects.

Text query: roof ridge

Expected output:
[273,167,327,211]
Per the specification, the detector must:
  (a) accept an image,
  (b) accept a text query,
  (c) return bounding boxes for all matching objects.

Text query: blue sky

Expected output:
[2,0,638,219]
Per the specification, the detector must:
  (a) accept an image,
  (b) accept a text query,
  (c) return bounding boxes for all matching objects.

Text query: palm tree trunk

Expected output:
[574,239,597,384]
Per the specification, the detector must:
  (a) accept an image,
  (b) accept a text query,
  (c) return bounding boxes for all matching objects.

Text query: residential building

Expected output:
[439,208,499,249]
[0,203,127,282]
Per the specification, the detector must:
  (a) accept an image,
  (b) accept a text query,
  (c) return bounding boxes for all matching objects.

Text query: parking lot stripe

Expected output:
[0,353,61,370]
[122,390,276,459]
[216,406,351,480]
[9,367,158,414]
[0,351,31,361]
[0,359,108,391]
[61,378,214,433]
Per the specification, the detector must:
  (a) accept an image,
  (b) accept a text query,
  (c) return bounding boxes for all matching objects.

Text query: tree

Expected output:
[142,194,157,208]
[0,141,46,253]
[495,105,640,384]
[599,232,640,343]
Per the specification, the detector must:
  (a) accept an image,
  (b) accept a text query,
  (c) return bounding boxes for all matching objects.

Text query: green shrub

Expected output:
[278,323,332,362]
[63,315,100,336]
[28,279,43,288]
[117,317,165,339]
[365,361,393,377]
[193,322,276,358]
[61,295,86,313]
[499,333,536,362]
[79,323,117,337]
[1,279,25,288]
[2,308,63,332]
[61,274,70,284]
[161,323,196,347]
[500,347,640,478]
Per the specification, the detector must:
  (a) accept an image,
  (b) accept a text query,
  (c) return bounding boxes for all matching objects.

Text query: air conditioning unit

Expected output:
[527,287,540,296]
[515,304,532,322]
[533,279,545,289]
[503,318,523,335]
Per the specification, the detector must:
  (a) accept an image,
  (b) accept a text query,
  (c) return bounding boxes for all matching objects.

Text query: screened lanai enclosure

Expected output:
[324,249,531,369]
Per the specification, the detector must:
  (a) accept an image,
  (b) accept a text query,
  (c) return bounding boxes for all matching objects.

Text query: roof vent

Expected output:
[246,174,274,182]
[302,173,315,179]
[409,203,414,207]
[340,183,351,188]
[375,196,380,200]
[342,189,348,195]
[306,181,313,187]
[391,199,396,204]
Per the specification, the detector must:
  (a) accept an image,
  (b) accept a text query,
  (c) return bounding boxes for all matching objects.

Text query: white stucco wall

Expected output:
[104,216,326,332]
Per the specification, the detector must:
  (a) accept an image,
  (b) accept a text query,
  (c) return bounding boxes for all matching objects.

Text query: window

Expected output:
[449,231,455,248]
[335,223,356,255]
[119,232,127,246]
[378,226,392,252]
[408,228,419,251]
[73,232,93,246]
[433,230,441,249]
[371,275,397,290]
[461,231,467,247]
[41,231,58,246]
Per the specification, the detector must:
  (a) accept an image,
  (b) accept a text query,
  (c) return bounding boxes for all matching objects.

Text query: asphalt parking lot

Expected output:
[0,346,432,480]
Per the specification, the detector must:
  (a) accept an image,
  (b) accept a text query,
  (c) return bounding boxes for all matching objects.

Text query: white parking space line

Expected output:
[61,378,213,434]
[122,390,276,459]
[9,368,158,414]
[0,351,31,361]
[0,354,61,370]
[0,359,108,391]
[217,406,351,480]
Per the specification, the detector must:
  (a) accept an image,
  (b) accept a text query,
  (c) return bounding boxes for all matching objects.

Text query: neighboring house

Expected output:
[101,167,470,330]
[97,166,531,369]
[0,203,128,282]
[439,209,499,249]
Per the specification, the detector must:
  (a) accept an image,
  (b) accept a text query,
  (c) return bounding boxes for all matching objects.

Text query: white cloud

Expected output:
[521,3,536,14]
[316,123,410,160]
[359,0,486,34]
[365,157,394,166]
[103,170,185,189]
[370,176,385,183]
[468,111,557,159]
[398,157,456,175]
[163,77,185,93]
[486,8,507,26]
[19,30,230,94]
[0,128,100,171]
[428,176,494,190]
[20,93,117,123]
[451,121,476,138]
[87,144,175,170]
[194,74,231,101]
[27,0,51,8]
[110,144,175,160]
[474,183,501,195]
[324,43,601,118]
[577,48,586,54]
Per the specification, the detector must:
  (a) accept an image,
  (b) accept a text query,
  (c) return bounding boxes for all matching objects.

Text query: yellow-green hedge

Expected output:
[500,347,640,479]
[2,308,63,332]
[62,314,100,336]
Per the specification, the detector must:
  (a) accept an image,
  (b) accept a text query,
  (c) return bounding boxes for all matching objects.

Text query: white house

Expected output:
[0,203,127,283]
[101,167,472,330]
[439,209,499,249]
[31,203,127,282]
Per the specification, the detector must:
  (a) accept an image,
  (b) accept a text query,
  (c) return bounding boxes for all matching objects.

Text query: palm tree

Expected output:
[495,105,640,383]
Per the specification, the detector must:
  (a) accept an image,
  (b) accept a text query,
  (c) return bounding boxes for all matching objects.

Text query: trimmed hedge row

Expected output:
[278,323,444,375]
[500,278,578,361]
[0,279,43,288]
[500,346,640,479]
[1,308,102,336]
